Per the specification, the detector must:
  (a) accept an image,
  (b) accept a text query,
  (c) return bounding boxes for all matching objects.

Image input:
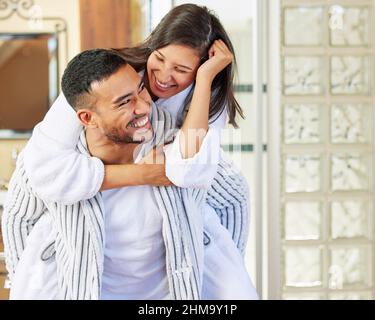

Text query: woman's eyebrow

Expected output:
[155,50,193,71]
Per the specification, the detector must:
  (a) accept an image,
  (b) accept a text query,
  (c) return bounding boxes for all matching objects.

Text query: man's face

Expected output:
[90,64,153,144]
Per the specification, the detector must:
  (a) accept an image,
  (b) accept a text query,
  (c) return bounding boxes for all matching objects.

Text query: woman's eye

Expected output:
[175,68,187,74]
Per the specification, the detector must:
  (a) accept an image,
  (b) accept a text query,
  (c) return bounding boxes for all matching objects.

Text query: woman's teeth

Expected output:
[156,79,172,89]
[129,117,148,128]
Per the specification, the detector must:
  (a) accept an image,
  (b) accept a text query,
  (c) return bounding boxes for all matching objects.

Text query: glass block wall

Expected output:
[280,0,375,299]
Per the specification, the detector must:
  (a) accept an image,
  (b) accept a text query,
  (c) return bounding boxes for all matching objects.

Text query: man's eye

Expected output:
[118,100,130,107]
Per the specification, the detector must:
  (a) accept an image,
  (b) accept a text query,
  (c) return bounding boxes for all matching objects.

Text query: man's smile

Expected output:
[127,115,151,129]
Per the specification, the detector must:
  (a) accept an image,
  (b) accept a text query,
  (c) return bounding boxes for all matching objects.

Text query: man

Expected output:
[2,49,257,299]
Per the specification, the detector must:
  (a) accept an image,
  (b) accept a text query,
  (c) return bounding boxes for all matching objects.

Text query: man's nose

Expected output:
[134,96,150,115]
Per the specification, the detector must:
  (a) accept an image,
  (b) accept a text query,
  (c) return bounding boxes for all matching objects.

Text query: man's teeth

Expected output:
[156,79,172,89]
[130,117,148,128]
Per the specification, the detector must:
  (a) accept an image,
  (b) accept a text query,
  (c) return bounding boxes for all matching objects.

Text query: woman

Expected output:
[21,4,256,299]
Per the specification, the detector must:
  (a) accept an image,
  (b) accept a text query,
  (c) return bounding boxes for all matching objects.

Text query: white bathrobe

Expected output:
[7,122,227,299]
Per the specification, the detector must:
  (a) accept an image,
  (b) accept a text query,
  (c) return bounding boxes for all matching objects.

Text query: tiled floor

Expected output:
[0,222,9,300]
[0,258,9,300]
[0,275,9,300]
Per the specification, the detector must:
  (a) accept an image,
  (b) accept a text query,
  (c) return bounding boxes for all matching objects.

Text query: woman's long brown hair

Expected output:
[115,4,244,128]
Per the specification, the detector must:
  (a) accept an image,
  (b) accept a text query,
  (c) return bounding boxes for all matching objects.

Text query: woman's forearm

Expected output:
[179,40,233,159]
[180,75,211,159]
[100,163,172,190]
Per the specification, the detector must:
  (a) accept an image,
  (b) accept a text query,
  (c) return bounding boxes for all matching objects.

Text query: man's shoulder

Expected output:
[151,103,175,130]
[150,105,177,147]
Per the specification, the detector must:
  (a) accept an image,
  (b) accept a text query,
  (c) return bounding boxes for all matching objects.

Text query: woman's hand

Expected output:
[139,147,173,186]
[140,163,173,186]
[196,39,234,83]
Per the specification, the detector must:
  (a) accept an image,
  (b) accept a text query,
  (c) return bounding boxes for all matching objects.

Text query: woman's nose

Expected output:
[158,65,172,82]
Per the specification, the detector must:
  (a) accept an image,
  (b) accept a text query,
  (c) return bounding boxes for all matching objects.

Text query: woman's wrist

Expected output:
[196,70,214,86]
[139,163,171,186]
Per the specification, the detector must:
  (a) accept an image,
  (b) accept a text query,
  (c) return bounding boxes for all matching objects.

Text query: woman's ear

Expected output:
[76,109,98,128]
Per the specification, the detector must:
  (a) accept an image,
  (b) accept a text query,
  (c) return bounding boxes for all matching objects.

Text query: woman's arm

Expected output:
[101,163,172,190]
[163,40,232,188]
[180,39,233,159]
[163,128,221,189]
[22,93,100,204]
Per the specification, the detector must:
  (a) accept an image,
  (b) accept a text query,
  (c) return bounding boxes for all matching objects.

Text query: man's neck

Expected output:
[85,127,139,165]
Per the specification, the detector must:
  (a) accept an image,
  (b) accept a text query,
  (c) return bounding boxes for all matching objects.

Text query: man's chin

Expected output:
[133,128,153,144]
[105,127,153,145]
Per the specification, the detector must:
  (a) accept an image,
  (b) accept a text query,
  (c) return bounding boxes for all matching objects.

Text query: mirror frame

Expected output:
[0,32,59,138]
[0,0,68,139]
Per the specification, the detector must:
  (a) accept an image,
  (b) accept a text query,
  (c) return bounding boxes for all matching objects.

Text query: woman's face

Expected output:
[146,44,201,99]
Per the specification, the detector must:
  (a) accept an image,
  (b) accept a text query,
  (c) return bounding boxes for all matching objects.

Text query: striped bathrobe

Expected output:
[2,107,249,300]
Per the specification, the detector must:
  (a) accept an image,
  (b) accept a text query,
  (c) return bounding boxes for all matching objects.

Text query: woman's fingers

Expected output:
[197,39,234,81]
[209,40,233,63]
[212,40,232,55]
[216,40,234,62]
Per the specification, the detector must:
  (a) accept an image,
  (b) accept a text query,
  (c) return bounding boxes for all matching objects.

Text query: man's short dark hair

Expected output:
[61,48,127,110]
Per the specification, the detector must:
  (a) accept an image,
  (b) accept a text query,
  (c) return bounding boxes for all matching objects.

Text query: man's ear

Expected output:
[76,109,98,127]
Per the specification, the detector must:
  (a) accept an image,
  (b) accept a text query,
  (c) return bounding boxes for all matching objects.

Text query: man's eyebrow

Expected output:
[112,80,144,105]
[112,92,132,104]
[155,50,193,71]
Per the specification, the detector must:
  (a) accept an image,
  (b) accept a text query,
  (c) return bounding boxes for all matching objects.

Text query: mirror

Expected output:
[0,33,58,139]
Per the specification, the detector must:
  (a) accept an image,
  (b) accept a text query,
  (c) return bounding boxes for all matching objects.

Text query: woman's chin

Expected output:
[151,81,177,98]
